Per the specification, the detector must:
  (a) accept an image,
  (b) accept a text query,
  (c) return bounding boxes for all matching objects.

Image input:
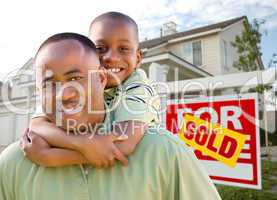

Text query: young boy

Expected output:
[22,12,160,168]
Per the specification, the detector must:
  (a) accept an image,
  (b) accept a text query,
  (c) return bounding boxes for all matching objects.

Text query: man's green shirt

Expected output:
[0,129,221,200]
[1,73,221,199]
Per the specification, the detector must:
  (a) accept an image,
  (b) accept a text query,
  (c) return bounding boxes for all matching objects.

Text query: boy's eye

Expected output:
[96,46,107,53]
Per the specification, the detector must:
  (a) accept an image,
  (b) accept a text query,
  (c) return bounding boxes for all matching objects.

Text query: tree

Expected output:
[268,53,277,99]
[231,18,265,72]
[268,53,277,69]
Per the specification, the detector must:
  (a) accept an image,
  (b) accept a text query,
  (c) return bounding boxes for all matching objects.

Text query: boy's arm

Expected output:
[28,118,128,167]
[26,148,89,167]
[29,117,82,150]
[20,130,89,167]
[38,148,89,167]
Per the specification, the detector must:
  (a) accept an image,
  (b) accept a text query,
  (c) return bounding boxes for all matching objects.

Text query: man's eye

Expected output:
[69,76,83,81]
[119,46,131,52]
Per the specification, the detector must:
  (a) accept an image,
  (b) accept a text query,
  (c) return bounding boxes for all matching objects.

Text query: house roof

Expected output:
[142,51,212,77]
[139,16,247,49]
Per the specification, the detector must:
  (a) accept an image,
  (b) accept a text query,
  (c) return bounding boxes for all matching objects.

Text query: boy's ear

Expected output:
[136,49,143,67]
[98,69,107,88]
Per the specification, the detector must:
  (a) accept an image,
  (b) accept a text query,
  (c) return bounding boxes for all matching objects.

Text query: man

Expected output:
[0,33,221,200]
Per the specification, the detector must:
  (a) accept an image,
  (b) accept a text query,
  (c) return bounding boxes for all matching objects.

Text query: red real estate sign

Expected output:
[166,94,261,189]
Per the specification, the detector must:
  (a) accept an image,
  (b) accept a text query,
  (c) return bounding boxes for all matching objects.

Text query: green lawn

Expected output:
[216,160,277,200]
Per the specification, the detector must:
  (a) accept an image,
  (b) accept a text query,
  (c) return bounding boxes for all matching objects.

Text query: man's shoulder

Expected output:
[131,127,200,173]
[139,127,190,155]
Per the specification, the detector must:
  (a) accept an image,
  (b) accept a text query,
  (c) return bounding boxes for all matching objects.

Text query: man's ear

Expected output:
[35,67,43,93]
[136,49,143,67]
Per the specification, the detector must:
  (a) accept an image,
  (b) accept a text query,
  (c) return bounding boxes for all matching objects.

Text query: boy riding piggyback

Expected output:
[23,12,160,168]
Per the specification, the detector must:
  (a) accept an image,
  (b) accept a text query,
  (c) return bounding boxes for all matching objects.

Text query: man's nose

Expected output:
[56,86,79,104]
[102,49,120,63]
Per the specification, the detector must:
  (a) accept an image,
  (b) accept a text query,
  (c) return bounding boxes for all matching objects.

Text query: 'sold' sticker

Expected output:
[179,114,247,167]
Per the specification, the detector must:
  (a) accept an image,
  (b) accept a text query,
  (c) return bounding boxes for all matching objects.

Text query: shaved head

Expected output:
[35,32,97,59]
[89,12,139,42]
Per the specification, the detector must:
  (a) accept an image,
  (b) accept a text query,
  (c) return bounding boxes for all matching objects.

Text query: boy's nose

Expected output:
[102,49,120,63]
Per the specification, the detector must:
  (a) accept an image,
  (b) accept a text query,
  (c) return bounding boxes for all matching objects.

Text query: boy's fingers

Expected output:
[113,147,128,166]
[107,156,115,167]
[101,161,109,169]
[99,67,107,74]
[116,134,129,141]
[110,134,128,141]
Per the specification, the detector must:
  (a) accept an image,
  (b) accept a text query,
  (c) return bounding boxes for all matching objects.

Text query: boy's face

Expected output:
[35,40,106,131]
[89,18,142,88]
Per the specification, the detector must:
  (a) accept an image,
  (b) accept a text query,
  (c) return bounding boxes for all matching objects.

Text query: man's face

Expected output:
[35,40,106,131]
[89,19,142,88]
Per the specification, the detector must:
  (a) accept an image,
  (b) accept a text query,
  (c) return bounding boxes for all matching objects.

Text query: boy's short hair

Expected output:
[89,12,139,41]
[36,32,97,58]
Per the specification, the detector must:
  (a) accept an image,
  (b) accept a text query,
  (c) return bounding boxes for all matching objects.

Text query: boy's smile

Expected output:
[89,18,142,88]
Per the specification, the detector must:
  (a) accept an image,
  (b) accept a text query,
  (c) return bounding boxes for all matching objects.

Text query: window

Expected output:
[223,40,228,68]
[184,42,193,63]
[183,41,202,66]
[192,41,202,66]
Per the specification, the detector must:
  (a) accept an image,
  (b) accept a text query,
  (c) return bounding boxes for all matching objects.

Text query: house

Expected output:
[139,16,263,82]
[0,58,36,147]
[0,16,268,151]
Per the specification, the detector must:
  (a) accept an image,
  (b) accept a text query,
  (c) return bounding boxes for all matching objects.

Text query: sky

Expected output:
[0,0,276,80]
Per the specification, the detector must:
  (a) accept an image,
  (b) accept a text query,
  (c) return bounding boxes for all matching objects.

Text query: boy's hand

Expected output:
[20,129,52,167]
[78,134,129,168]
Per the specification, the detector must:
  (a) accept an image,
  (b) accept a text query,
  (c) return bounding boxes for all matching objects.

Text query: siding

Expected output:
[219,21,244,74]
[143,46,167,57]
[0,101,33,146]
[167,33,222,75]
